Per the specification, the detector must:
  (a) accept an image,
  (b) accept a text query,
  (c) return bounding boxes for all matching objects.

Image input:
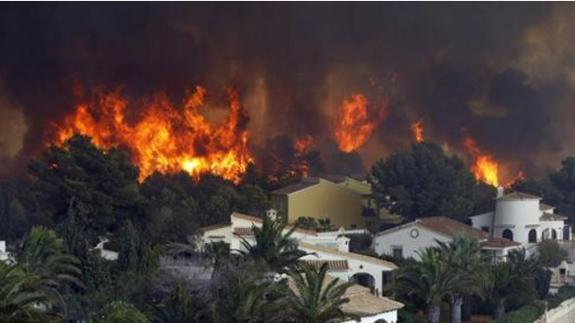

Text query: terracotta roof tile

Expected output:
[298,242,397,269]
[540,213,568,222]
[270,177,320,194]
[233,227,254,236]
[302,259,349,271]
[497,191,541,201]
[200,223,231,232]
[483,237,521,248]
[418,216,488,240]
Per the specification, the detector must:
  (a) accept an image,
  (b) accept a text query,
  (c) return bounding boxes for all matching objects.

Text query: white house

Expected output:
[200,210,398,299]
[373,216,521,262]
[0,241,10,262]
[470,189,570,253]
[93,237,119,261]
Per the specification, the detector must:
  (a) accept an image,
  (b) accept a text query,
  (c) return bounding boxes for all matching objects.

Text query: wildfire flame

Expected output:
[334,94,384,153]
[53,86,252,183]
[411,120,424,143]
[464,136,499,187]
[294,135,314,155]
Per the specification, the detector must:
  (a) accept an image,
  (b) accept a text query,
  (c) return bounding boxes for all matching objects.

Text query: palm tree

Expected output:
[435,235,485,323]
[0,262,54,322]
[16,227,83,315]
[238,214,307,272]
[153,284,206,323]
[483,249,538,319]
[280,262,359,323]
[394,247,459,323]
[211,260,282,323]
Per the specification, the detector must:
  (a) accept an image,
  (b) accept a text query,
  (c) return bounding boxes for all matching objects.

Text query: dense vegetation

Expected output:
[1,136,575,322]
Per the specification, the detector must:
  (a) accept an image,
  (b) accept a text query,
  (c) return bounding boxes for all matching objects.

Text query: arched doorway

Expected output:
[502,229,514,241]
[542,228,550,240]
[351,273,375,293]
[552,229,558,240]
[528,229,537,243]
[564,226,570,241]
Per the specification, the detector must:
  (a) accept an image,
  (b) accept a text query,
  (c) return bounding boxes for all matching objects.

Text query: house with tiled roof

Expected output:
[373,216,521,262]
[283,274,403,323]
[470,188,570,251]
[200,210,398,300]
[269,176,377,228]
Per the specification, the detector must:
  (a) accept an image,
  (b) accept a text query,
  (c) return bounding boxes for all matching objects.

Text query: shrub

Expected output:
[95,301,150,323]
[493,301,545,323]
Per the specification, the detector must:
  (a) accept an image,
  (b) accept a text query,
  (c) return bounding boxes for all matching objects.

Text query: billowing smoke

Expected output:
[0,3,573,180]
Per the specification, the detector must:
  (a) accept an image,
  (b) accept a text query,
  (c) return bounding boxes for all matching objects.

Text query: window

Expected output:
[481,226,490,233]
[391,245,403,258]
[528,229,537,243]
[552,229,558,240]
[502,229,513,241]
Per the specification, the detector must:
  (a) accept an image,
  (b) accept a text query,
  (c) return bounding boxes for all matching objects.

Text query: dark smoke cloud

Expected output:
[1,2,572,180]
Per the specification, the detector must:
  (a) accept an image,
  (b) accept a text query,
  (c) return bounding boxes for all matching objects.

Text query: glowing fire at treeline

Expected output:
[464,136,500,187]
[54,86,252,183]
[51,86,517,188]
[333,94,386,153]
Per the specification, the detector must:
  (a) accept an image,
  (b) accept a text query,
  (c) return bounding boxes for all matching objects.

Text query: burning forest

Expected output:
[0,3,573,189]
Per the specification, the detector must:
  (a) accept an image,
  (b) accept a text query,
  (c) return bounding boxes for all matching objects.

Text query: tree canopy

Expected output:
[371,142,492,221]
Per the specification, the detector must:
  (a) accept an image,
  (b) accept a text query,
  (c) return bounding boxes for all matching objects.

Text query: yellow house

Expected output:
[270,177,368,228]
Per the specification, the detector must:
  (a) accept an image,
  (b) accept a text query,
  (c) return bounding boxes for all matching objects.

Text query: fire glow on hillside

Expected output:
[53,86,252,183]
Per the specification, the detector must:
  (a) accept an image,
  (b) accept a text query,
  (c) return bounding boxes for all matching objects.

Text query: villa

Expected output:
[470,188,570,253]
[269,175,378,228]
[200,209,403,322]
[373,216,521,262]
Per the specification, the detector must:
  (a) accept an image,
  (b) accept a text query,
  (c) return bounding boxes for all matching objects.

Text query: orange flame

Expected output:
[294,135,314,155]
[334,94,383,153]
[53,86,252,183]
[411,120,424,143]
[464,136,499,187]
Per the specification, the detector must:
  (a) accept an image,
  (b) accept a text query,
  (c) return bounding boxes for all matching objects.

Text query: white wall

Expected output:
[373,225,450,260]
[343,310,398,323]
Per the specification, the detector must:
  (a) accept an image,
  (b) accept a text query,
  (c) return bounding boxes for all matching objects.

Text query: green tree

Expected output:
[96,301,150,323]
[211,260,282,323]
[152,285,206,323]
[238,214,307,272]
[0,262,54,322]
[394,248,459,323]
[538,239,568,267]
[435,236,485,323]
[370,142,478,221]
[27,135,141,236]
[280,262,359,323]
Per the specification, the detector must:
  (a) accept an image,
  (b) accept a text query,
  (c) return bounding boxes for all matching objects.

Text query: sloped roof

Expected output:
[302,259,349,271]
[299,242,397,269]
[483,237,521,249]
[270,177,320,195]
[231,212,318,236]
[540,203,554,211]
[200,223,231,232]
[497,191,541,201]
[540,212,568,222]
[287,274,403,317]
[418,216,488,240]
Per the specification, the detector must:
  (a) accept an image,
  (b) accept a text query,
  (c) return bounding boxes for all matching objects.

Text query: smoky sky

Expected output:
[0,2,571,179]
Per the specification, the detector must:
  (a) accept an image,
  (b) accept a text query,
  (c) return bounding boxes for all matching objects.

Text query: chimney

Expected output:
[496,186,504,198]
[266,208,279,221]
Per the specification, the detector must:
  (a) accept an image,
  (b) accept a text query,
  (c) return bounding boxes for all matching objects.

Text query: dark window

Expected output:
[392,246,403,258]
[552,229,558,240]
[564,226,570,241]
[528,229,537,243]
[481,226,489,233]
[502,229,513,241]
